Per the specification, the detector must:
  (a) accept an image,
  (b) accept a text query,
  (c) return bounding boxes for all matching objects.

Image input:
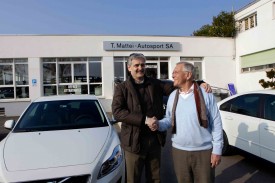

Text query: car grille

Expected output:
[24,175,90,183]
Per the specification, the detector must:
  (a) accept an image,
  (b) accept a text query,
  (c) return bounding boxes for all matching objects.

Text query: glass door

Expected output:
[145,61,169,79]
[145,62,158,79]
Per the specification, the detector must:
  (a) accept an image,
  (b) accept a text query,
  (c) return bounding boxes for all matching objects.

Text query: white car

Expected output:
[0,95,125,183]
[217,90,275,163]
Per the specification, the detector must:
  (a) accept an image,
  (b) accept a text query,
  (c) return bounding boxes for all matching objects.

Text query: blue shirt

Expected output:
[158,86,223,155]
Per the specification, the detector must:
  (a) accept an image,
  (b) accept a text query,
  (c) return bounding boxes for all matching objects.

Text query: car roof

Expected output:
[242,89,275,95]
[217,89,275,105]
[33,95,98,103]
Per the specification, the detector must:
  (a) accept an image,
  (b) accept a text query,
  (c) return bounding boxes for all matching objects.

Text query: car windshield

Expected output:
[13,99,108,132]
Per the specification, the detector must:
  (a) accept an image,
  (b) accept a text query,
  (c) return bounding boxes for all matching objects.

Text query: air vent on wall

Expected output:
[0,108,5,116]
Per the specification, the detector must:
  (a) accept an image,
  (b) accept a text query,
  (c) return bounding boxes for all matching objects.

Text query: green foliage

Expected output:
[259,69,275,89]
[192,11,236,37]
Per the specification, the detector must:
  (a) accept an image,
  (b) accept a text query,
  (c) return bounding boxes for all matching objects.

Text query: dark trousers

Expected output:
[125,134,161,183]
[172,147,215,183]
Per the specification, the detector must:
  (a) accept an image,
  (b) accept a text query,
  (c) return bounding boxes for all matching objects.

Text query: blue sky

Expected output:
[0,0,253,36]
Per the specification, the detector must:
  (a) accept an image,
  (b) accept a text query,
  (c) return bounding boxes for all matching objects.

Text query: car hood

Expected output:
[3,127,110,171]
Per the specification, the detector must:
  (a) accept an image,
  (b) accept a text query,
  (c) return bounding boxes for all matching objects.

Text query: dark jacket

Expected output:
[112,76,174,153]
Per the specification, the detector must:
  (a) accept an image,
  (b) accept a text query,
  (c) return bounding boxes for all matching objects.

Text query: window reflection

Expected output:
[74,64,87,83]
[194,62,202,80]
[230,94,260,117]
[0,58,29,100]
[43,63,56,84]
[15,64,29,85]
[0,65,13,85]
[264,95,275,121]
[89,62,102,83]
[90,84,102,96]
[0,87,14,99]
[43,58,102,96]
[16,87,29,98]
[59,64,72,83]
[114,62,125,82]
[160,62,168,79]
[145,63,158,79]
[44,86,57,96]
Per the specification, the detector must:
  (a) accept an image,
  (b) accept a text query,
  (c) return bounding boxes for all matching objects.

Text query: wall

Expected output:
[0,101,30,116]
[204,56,236,89]
[235,0,275,93]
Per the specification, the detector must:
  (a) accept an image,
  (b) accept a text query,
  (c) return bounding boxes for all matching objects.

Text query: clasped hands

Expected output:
[145,116,159,131]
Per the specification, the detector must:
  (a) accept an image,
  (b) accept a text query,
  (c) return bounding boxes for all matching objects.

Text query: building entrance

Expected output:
[145,62,158,79]
[145,61,169,79]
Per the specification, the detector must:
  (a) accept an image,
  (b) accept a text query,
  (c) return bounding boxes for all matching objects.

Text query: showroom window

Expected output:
[0,58,29,100]
[114,56,170,83]
[42,57,102,96]
[114,57,128,83]
[180,57,203,80]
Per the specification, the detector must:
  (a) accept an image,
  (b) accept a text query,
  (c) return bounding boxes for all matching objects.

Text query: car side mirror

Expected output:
[4,120,16,130]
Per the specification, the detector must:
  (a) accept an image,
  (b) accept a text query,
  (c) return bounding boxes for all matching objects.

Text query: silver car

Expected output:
[0,95,125,183]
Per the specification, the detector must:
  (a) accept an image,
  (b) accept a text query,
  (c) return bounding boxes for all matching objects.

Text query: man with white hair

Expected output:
[148,61,223,183]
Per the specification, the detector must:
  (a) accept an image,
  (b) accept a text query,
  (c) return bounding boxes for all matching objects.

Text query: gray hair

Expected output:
[127,53,146,66]
[176,61,195,79]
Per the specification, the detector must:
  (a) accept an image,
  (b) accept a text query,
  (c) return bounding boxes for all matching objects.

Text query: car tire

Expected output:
[222,130,231,155]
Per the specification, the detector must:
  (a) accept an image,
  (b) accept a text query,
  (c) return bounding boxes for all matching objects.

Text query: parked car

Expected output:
[217,90,275,163]
[0,95,125,183]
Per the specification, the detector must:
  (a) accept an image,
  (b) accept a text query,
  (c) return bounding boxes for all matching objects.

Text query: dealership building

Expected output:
[0,0,274,116]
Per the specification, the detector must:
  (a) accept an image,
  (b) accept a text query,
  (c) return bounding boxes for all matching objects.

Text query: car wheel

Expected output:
[222,130,231,155]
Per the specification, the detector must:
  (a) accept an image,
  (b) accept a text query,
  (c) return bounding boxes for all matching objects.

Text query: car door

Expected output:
[220,94,261,156]
[259,94,275,163]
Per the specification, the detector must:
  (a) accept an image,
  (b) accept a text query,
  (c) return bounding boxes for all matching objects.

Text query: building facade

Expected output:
[0,36,235,116]
[234,0,275,92]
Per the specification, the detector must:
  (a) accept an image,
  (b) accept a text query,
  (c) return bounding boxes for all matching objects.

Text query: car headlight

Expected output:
[97,145,123,179]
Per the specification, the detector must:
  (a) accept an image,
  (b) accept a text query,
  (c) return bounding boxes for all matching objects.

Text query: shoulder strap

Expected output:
[171,89,179,134]
[194,83,208,128]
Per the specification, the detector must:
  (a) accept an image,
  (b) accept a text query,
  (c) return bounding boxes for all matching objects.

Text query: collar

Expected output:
[129,75,150,85]
[179,84,194,95]
[134,79,144,84]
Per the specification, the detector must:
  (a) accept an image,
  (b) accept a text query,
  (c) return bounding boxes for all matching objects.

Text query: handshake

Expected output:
[145,116,159,131]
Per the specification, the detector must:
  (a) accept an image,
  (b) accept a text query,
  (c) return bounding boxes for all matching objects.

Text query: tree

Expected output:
[192,11,236,37]
[259,69,275,89]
